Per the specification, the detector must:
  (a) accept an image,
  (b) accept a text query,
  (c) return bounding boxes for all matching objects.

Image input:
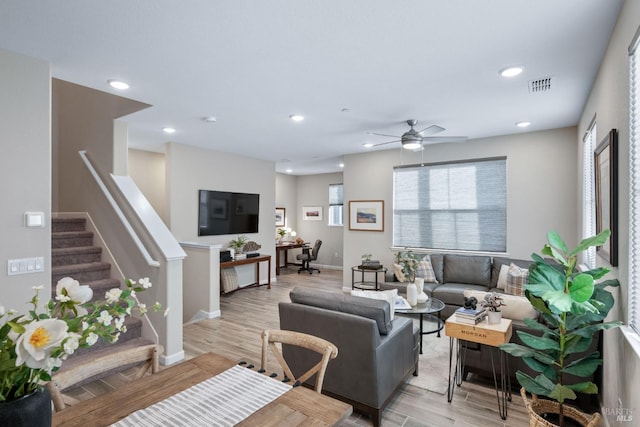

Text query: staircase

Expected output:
[51,215,154,380]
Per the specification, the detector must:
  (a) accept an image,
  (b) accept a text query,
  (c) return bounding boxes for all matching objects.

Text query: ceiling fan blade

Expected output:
[372,139,401,147]
[418,124,446,136]
[422,136,468,144]
[367,132,401,139]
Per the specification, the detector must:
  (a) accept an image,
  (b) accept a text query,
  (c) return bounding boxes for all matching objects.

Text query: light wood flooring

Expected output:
[69,267,537,426]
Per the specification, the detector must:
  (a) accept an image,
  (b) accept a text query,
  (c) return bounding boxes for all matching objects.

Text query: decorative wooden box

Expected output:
[445,315,512,347]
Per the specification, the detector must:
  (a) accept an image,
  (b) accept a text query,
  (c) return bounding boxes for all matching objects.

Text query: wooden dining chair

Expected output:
[47,343,162,412]
[261,329,338,393]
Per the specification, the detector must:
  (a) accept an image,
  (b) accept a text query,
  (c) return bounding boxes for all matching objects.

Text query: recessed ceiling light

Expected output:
[289,114,304,122]
[363,143,374,148]
[163,127,176,134]
[339,163,344,168]
[286,169,293,173]
[516,121,531,128]
[202,116,217,123]
[499,66,524,77]
[108,79,129,90]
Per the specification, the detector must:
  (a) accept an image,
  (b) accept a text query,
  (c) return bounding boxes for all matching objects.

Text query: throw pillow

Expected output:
[351,289,398,320]
[506,263,529,296]
[415,255,438,283]
[496,264,509,290]
[463,289,538,322]
[392,263,406,282]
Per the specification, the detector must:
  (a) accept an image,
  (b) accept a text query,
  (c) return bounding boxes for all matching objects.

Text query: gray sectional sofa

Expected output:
[279,287,419,427]
[381,253,533,318]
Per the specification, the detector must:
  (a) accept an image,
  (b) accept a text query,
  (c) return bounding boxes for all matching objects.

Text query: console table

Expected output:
[220,255,271,292]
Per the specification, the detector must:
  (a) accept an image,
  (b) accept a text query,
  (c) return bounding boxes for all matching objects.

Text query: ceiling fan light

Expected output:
[402,141,422,150]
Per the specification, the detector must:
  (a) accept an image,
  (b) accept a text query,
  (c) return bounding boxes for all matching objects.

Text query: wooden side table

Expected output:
[445,315,512,420]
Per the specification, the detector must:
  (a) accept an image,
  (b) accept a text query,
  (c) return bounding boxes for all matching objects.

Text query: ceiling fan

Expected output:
[369,119,467,150]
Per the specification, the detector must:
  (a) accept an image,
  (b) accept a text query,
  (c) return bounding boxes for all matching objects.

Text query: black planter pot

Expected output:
[0,387,52,427]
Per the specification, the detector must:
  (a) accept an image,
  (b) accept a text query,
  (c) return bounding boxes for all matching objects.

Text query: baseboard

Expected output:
[160,350,185,366]
[187,309,221,324]
[312,264,343,271]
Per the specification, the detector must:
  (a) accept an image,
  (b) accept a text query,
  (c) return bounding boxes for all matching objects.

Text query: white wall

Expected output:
[577,0,640,423]
[128,148,168,225]
[342,127,578,287]
[0,48,51,310]
[295,172,344,268]
[166,142,276,281]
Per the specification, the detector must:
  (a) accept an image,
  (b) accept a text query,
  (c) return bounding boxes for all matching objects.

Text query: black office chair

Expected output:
[297,239,322,274]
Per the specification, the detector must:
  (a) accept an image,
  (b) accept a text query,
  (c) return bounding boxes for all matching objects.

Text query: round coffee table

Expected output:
[395,297,445,354]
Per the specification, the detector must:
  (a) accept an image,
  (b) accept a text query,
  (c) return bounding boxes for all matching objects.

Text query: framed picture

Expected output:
[594,128,618,266]
[303,206,323,221]
[349,200,384,232]
[275,207,286,226]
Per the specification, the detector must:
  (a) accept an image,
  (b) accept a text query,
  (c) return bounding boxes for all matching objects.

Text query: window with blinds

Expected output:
[328,183,343,226]
[582,120,597,268]
[393,157,506,252]
[628,28,640,335]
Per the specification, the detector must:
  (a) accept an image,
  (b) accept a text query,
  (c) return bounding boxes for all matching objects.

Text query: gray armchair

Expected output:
[278,287,419,427]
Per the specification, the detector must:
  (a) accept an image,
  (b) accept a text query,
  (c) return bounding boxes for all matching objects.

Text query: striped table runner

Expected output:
[111,365,291,427]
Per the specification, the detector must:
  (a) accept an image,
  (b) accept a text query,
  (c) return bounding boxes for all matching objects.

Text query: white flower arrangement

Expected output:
[0,277,164,402]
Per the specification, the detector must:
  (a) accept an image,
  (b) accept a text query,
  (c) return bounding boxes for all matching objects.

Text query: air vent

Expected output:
[529,77,554,93]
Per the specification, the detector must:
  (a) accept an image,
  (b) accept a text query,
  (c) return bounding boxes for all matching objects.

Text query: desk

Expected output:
[220,255,271,291]
[53,352,352,427]
[445,315,512,419]
[275,242,307,275]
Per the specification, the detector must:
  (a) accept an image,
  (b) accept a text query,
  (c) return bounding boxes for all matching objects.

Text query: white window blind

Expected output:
[328,183,343,226]
[582,120,597,268]
[628,28,640,335]
[393,157,506,252]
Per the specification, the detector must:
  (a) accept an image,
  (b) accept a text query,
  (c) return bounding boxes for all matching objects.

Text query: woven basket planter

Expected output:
[520,388,601,427]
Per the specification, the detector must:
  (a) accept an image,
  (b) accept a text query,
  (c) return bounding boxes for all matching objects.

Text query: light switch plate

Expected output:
[24,211,45,228]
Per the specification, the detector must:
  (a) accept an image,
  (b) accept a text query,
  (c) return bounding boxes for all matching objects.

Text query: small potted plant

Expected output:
[228,235,249,256]
[480,292,506,324]
[500,230,621,427]
[276,228,287,242]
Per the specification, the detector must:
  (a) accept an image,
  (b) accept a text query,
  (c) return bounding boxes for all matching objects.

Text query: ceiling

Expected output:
[0,1,624,175]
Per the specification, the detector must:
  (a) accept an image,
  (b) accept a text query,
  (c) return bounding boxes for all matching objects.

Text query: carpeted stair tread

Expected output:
[52,246,102,266]
[52,217,87,233]
[52,261,111,283]
[72,316,144,356]
[52,261,110,275]
[51,231,94,249]
[53,337,157,390]
[50,278,121,299]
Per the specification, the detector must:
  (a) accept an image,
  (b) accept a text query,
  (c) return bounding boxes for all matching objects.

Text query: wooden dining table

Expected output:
[52,352,352,426]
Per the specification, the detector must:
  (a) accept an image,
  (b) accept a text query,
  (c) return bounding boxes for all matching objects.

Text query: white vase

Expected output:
[406,281,418,306]
[415,278,428,303]
[487,310,502,324]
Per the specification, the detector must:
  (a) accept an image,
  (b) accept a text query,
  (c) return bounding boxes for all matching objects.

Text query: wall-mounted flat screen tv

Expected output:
[198,190,259,236]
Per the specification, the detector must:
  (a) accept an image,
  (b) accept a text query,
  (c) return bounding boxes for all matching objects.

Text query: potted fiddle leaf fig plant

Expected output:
[500,230,622,427]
